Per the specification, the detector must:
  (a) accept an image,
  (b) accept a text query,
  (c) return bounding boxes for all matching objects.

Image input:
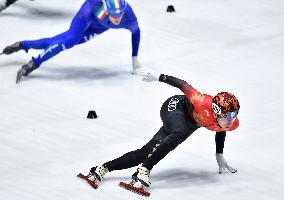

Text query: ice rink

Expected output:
[0,0,284,199]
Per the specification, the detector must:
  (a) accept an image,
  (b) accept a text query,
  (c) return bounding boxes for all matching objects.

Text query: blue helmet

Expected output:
[103,0,127,18]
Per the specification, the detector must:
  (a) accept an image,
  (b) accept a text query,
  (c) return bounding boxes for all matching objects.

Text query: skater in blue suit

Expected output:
[2,0,141,83]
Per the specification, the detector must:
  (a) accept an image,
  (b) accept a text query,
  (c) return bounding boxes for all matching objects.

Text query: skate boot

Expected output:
[89,164,109,181]
[132,170,138,181]
[3,42,23,55]
[119,166,151,196]
[136,166,151,187]
[16,60,39,83]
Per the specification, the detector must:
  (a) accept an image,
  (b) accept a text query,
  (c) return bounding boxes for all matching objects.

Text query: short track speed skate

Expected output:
[77,173,99,189]
[119,179,150,197]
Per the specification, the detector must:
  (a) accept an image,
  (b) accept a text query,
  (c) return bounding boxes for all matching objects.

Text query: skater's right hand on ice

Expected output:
[136,67,161,82]
[216,153,237,174]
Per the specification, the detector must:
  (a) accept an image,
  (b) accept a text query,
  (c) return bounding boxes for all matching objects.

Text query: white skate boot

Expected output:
[89,165,109,181]
[136,166,151,187]
[119,166,151,197]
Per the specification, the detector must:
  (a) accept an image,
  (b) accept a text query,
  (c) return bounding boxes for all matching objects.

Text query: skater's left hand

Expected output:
[132,56,142,74]
[136,67,160,82]
[216,153,237,174]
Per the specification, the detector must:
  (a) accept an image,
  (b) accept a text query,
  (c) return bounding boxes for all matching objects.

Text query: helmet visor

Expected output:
[216,111,238,129]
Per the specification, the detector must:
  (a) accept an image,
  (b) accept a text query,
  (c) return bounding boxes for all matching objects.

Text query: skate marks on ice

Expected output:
[0,60,26,68]
[105,168,219,190]
[150,168,219,189]
[17,66,130,82]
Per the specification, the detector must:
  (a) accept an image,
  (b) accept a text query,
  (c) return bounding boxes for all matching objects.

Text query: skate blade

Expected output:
[0,52,4,56]
[77,173,99,189]
[16,69,24,84]
[119,181,150,197]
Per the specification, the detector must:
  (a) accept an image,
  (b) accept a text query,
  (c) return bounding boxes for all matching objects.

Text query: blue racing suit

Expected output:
[21,0,140,66]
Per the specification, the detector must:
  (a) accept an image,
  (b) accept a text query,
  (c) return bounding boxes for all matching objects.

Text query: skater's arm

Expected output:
[136,68,201,98]
[131,27,141,73]
[159,74,188,91]
[159,74,200,98]
[131,26,140,57]
[135,61,202,99]
[126,20,140,56]
[215,131,226,153]
[215,131,237,173]
[123,4,140,57]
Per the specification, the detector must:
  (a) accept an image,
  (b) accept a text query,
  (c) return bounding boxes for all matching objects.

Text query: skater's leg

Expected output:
[22,31,71,51]
[21,18,104,51]
[30,17,110,66]
[3,0,98,57]
[132,96,200,187]
[76,27,107,45]
[103,127,168,172]
[21,0,95,52]
[31,18,89,66]
[21,0,99,67]
[142,112,199,171]
[134,112,198,187]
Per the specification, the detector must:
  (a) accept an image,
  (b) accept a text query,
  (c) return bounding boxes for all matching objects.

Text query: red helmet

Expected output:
[212,92,240,129]
[212,92,240,116]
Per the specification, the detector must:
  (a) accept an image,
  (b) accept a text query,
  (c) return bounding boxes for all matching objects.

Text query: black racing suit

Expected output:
[104,75,226,172]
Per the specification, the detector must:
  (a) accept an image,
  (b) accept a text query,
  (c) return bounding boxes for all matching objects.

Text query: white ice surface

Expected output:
[1,0,284,199]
